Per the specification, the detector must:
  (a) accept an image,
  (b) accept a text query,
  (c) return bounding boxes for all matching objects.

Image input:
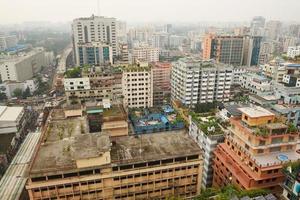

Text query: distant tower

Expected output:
[72,15,117,66]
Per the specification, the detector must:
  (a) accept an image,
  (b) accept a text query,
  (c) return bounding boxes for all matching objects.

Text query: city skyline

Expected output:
[1,0,300,24]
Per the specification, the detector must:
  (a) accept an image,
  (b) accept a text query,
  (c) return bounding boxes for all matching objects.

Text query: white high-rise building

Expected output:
[287,46,300,58]
[116,20,127,42]
[72,15,117,65]
[250,16,265,36]
[171,57,233,107]
[132,46,159,63]
[0,48,48,82]
[122,64,153,108]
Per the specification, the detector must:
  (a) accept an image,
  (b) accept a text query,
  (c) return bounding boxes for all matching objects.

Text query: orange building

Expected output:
[212,106,300,192]
[202,34,215,60]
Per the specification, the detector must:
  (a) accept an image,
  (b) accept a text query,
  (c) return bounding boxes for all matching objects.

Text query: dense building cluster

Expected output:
[1,12,300,200]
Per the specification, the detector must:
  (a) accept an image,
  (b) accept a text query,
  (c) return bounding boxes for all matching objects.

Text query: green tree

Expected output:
[34,75,49,95]
[22,87,31,99]
[0,93,7,101]
[194,101,217,113]
[196,188,219,200]
[65,67,82,78]
[13,88,23,98]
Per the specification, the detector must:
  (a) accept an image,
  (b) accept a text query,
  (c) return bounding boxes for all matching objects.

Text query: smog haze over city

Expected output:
[0,0,300,200]
[1,0,300,24]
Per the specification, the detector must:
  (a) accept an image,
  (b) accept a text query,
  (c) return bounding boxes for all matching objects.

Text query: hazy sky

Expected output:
[1,0,300,24]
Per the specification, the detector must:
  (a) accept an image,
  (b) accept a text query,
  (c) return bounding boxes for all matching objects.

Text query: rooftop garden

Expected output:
[65,66,82,78]
[254,126,270,137]
[251,122,297,137]
[103,106,123,117]
[120,64,151,72]
[193,102,218,114]
[191,112,224,136]
[287,122,298,133]
[283,161,300,179]
[129,106,185,133]
[195,185,270,200]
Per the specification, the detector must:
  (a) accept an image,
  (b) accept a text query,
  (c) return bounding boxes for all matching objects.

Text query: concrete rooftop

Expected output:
[238,106,275,118]
[45,116,88,142]
[30,129,201,176]
[110,130,201,165]
[31,133,111,176]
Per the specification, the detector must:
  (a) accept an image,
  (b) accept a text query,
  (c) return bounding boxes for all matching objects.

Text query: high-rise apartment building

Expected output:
[132,46,159,63]
[77,42,113,66]
[72,15,117,65]
[289,24,300,38]
[265,20,282,40]
[151,62,171,105]
[116,20,127,42]
[287,46,300,59]
[127,27,154,48]
[151,33,169,49]
[250,16,265,36]
[0,48,48,82]
[203,34,244,66]
[171,57,232,107]
[122,64,153,108]
[213,106,299,192]
[243,36,262,66]
[282,37,297,53]
[26,114,203,200]
[117,43,129,64]
[259,41,276,64]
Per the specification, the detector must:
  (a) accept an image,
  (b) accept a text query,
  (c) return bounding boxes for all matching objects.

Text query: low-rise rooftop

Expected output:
[110,130,201,165]
[30,130,201,176]
[265,123,287,130]
[238,106,275,118]
[252,144,300,167]
[44,116,87,142]
[0,106,23,122]
[31,133,111,175]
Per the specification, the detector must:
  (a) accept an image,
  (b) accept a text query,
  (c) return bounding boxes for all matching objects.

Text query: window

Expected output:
[259,140,265,146]
[187,155,198,160]
[134,162,147,168]
[48,174,62,180]
[79,170,94,176]
[31,176,46,182]
[120,165,133,170]
[112,167,119,171]
[175,157,186,162]
[270,146,281,152]
[257,149,264,154]
[148,160,160,166]
[64,172,78,178]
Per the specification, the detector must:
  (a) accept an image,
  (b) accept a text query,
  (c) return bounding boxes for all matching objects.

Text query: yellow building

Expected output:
[239,106,275,126]
[26,113,203,200]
